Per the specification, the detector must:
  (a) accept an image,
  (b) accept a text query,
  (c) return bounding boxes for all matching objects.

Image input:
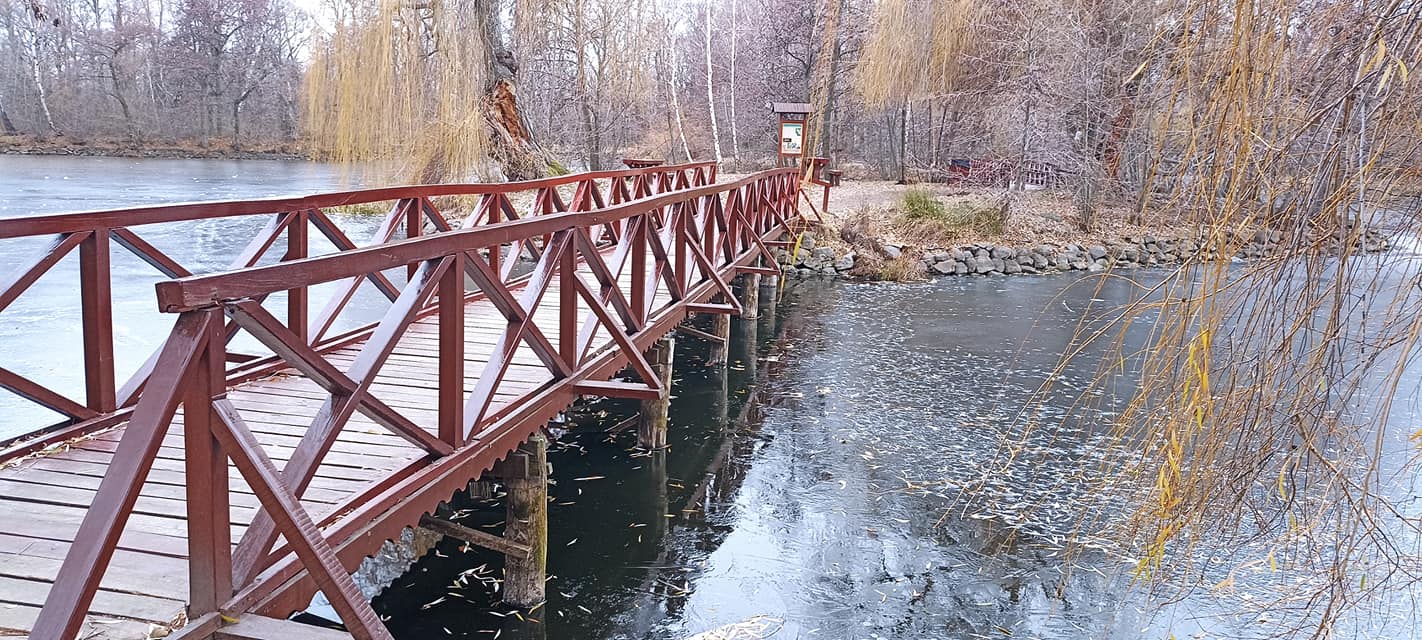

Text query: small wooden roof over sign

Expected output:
[772,102,813,115]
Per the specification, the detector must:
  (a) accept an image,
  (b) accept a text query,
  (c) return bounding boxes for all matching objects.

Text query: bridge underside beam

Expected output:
[419,513,531,559]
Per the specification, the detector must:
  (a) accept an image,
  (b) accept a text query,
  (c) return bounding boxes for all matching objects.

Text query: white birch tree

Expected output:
[703,1,722,163]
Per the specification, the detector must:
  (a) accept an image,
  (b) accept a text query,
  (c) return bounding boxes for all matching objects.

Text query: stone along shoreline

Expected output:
[781,227,1394,279]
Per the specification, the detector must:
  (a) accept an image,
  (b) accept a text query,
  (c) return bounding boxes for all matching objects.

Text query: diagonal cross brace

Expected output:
[211,400,394,640]
[228,258,455,586]
[31,311,216,640]
[461,232,576,435]
[678,217,743,316]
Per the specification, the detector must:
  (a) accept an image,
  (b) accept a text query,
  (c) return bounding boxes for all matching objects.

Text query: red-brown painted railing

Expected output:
[31,167,803,640]
[0,161,717,458]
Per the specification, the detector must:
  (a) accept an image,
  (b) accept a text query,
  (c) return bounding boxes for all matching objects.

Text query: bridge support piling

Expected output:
[501,434,548,608]
[707,296,731,366]
[731,296,761,380]
[761,261,780,301]
[738,273,761,320]
[637,336,675,449]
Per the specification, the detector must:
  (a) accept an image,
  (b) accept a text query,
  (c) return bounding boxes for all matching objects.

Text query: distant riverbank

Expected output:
[0,134,306,161]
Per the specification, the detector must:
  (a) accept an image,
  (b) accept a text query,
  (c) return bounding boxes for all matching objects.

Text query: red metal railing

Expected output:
[32,167,803,639]
[0,162,717,459]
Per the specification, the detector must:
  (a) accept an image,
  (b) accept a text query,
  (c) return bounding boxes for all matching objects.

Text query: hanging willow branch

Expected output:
[304,0,492,183]
[858,0,1422,635]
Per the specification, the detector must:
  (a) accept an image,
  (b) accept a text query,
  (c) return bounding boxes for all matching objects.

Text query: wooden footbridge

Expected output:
[0,162,814,639]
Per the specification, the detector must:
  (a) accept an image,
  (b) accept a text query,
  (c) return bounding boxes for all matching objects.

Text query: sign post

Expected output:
[772,102,812,167]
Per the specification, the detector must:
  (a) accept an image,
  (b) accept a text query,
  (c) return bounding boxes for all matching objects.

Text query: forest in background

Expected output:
[0,0,305,148]
[5,0,1418,225]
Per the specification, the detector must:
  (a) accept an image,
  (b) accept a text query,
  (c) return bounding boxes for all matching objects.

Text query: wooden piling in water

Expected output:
[738,273,761,320]
[638,336,675,449]
[761,262,780,300]
[708,295,731,366]
[500,434,548,608]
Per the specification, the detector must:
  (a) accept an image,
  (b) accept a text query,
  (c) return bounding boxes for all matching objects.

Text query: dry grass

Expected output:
[895,188,1008,245]
[825,180,1189,249]
[853,253,927,282]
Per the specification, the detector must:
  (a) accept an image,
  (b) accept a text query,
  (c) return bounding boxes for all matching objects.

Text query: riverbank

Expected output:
[0,134,305,160]
[781,226,1394,279]
[798,181,1396,279]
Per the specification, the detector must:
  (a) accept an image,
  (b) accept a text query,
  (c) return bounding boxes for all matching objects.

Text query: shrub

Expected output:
[896,190,1006,242]
[954,201,1007,236]
[901,189,946,220]
[869,254,926,281]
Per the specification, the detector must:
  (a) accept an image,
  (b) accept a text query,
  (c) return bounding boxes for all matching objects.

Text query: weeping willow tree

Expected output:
[305,0,549,183]
[855,0,980,107]
[859,0,1422,636]
[853,0,981,183]
[1085,4,1422,632]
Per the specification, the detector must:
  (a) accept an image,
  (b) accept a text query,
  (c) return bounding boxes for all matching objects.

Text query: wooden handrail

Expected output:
[157,169,797,312]
[0,161,718,239]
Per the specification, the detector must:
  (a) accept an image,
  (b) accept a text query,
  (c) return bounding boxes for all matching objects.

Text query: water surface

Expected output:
[373,254,1422,639]
[0,155,386,438]
[373,275,1180,639]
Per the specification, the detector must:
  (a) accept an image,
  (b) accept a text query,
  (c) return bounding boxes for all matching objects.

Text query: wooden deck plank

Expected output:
[0,550,190,602]
[0,575,185,624]
[16,457,356,503]
[0,604,153,638]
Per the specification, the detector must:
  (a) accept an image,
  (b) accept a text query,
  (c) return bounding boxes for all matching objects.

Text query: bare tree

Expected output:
[702,1,722,163]
[727,0,739,166]
[18,0,61,135]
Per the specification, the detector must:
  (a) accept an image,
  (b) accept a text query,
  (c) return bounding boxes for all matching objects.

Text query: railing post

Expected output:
[405,199,422,280]
[185,308,232,614]
[674,205,688,294]
[79,228,116,412]
[559,238,577,368]
[31,312,214,640]
[438,253,465,446]
[488,196,503,276]
[285,211,308,344]
[631,216,647,323]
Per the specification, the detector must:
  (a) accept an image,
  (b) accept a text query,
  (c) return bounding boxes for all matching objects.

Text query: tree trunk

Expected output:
[574,0,598,170]
[669,45,692,162]
[896,102,908,184]
[231,100,241,151]
[728,0,739,168]
[0,91,17,135]
[659,41,678,162]
[475,0,547,180]
[818,0,845,163]
[23,18,60,137]
[1076,162,1099,231]
[100,51,135,138]
[704,3,723,164]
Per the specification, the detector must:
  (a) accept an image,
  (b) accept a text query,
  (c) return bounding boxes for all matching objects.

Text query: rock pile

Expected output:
[780,227,1392,278]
